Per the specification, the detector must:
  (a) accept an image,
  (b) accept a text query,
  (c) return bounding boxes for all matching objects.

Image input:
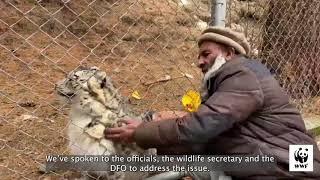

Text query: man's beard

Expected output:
[200,54,227,100]
[203,54,227,83]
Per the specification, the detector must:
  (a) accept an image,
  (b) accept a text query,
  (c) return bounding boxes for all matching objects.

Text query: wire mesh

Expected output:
[0,0,208,179]
[226,0,320,113]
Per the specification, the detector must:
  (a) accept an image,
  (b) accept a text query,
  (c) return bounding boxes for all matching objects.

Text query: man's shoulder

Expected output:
[205,56,267,93]
[219,56,272,80]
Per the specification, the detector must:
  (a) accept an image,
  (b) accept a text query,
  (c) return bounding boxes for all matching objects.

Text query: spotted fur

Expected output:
[56,67,155,180]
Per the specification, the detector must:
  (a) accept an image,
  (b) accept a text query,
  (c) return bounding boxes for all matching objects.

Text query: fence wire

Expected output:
[0,0,206,179]
[226,0,320,113]
[0,0,319,179]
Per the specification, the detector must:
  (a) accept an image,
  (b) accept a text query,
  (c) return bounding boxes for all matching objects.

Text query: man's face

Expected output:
[197,41,226,74]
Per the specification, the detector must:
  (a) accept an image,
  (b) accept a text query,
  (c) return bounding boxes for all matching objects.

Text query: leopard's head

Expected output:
[55,66,115,103]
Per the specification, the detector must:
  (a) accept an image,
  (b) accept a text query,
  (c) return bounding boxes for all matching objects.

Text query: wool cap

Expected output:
[197,26,250,55]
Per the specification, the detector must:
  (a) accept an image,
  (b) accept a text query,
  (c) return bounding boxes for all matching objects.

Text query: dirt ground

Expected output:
[0,0,203,179]
[0,0,319,180]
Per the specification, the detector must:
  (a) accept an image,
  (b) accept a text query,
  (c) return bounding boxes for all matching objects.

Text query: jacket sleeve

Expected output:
[134,68,264,149]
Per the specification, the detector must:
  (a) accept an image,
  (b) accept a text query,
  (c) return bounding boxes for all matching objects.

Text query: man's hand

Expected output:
[104,119,142,143]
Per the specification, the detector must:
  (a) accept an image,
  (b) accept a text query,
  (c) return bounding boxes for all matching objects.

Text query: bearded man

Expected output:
[105,26,320,179]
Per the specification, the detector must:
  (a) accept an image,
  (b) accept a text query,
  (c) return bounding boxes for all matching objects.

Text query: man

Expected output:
[105,26,320,179]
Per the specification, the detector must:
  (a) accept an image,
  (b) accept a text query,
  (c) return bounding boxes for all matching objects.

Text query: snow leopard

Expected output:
[55,66,156,180]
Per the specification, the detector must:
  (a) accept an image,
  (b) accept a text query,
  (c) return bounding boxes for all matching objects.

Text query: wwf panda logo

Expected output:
[294,148,309,163]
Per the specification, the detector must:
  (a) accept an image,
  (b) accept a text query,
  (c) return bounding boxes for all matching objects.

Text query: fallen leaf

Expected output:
[180,72,194,79]
[184,73,194,79]
[21,114,38,121]
[131,90,142,100]
[164,75,171,80]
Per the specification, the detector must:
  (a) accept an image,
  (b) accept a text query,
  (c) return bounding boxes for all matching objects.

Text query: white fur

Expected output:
[68,105,117,156]
[56,67,153,179]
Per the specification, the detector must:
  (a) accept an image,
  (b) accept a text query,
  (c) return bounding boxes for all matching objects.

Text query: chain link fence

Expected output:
[0,0,319,179]
[0,0,206,179]
[226,0,320,114]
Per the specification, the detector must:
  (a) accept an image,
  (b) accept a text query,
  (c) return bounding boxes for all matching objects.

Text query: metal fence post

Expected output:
[211,0,227,27]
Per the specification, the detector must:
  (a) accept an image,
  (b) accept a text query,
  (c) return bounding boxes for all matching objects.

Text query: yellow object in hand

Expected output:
[182,90,201,112]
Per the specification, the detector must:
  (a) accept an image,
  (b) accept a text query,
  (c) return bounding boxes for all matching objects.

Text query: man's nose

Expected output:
[197,58,205,68]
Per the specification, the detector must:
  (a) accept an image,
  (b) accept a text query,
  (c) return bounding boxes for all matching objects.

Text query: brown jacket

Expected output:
[134,55,320,179]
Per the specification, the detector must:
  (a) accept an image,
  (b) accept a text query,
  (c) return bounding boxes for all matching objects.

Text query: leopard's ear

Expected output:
[90,66,100,71]
[95,71,107,81]
[95,71,107,89]
[87,71,107,91]
[87,72,106,105]
[77,65,87,70]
